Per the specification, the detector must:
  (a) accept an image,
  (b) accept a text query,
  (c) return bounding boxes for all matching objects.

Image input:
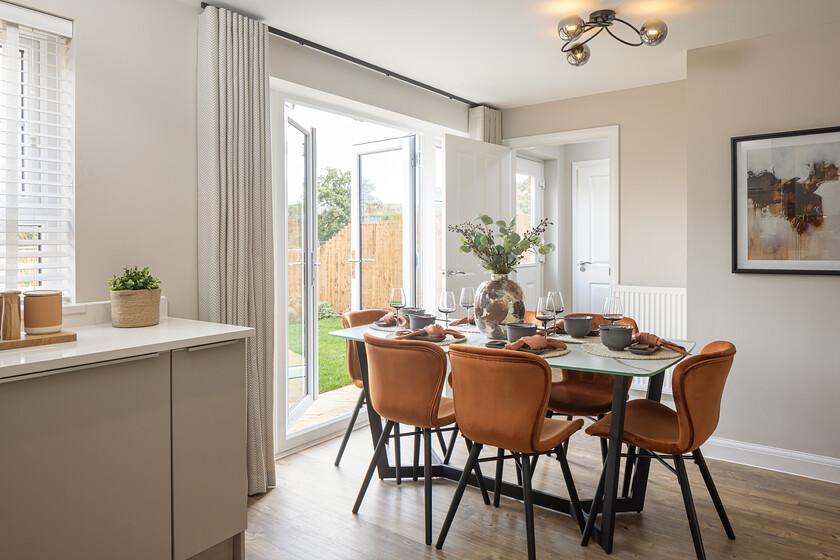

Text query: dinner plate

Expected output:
[629,343,660,355]
[406,334,446,343]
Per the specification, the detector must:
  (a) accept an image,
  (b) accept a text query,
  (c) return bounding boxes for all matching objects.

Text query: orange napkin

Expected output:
[633,332,688,355]
[395,323,466,340]
[505,335,567,352]
[378,312,408,328]
[450,316,475,326]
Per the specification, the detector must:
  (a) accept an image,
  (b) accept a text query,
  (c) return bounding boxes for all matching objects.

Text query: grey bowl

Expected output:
[408,313,436,330]
[400,307,424,317]
[506,322,538,342]
[564,315,593,338]
[600,325,633,350]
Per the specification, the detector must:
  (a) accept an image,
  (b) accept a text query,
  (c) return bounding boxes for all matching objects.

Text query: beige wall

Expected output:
[503,81,687,289]
[687,25,840,458]
[17,0,200,318]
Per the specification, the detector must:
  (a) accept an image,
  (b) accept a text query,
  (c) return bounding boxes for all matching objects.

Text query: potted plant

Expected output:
[449,215,554,339]
[108,266,162,328]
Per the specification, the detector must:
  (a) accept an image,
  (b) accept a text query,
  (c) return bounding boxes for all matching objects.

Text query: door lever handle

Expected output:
[578,260,592,272]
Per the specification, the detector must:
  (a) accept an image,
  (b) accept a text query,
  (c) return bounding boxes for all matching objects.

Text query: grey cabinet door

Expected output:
[172,340,247,560]
[0,352,172,560]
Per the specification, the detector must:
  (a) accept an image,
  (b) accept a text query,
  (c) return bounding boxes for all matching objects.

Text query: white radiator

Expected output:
[612,285,687,394]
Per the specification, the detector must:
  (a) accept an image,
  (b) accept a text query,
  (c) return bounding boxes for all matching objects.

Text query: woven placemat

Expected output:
[451,324,480,334]
[550,333,600,345]
[583,342,680,360]
[369,323,399,333]
[541,347,571,358]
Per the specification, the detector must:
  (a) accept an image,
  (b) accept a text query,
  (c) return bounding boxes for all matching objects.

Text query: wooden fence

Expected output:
[287,219,403,313]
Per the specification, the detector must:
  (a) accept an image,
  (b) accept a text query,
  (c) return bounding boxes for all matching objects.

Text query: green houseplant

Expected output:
[448,215,555,339]
[108,266,162,328]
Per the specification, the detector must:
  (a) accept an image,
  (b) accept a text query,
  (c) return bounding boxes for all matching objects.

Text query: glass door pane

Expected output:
[285,118,312,419]
[356,136,416,309]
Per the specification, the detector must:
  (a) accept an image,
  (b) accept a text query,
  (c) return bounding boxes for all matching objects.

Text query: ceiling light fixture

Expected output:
[558,9,667,67]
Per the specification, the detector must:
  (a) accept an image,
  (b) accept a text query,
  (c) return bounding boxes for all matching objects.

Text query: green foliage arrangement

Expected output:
[448,215,554,275]
[109,266,161,291]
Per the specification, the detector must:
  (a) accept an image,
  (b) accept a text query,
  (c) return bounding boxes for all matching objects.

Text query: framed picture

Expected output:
[732,126,840,275]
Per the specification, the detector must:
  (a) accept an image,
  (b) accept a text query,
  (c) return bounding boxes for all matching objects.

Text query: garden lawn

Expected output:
[286,316,349,394]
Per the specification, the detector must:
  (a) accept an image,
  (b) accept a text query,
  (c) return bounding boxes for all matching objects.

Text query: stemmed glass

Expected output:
[459,287,475,322]
[389,288,406,315]
[439,291,456,327]
[535,296,556,334]
[603,294,624,324]
[546,291,565,331]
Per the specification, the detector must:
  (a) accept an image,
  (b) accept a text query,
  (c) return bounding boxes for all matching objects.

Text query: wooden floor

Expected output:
[246,426,840,559]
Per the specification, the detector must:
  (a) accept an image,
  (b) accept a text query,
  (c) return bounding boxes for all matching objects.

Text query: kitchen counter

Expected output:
[0,317,252,382]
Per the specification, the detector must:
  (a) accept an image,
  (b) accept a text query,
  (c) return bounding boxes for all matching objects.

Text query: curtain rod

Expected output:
[200,2,494,110]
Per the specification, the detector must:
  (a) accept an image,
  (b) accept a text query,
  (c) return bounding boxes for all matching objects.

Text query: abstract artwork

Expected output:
[732,126,840,274]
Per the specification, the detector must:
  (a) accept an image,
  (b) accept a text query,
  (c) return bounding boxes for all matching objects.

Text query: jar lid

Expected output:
[23,290,62,297]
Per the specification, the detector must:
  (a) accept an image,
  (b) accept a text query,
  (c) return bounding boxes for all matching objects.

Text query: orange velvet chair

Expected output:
[582,341,737,560]
[436,345,584,560]
[334,309,388,467]
[353,334,488,546]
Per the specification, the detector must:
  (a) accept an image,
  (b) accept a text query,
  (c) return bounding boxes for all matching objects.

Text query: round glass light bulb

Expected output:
[640,18,668,46]
[557,15,586,42]
[566,43,590,67]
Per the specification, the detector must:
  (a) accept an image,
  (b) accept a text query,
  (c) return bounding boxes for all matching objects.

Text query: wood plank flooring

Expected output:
[246,426,840,559]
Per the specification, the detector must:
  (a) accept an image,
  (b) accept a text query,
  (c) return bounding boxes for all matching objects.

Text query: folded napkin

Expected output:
[633,332,688,355]
[395,323,466,340]
[377,312,408,328]
[450,316,475,326]
[505,335,567,352]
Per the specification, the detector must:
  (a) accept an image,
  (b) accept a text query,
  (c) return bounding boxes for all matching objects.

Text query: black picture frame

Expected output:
[731,125,840,275]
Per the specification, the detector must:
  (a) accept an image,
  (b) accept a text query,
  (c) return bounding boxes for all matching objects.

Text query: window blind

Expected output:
[0,16,74,299]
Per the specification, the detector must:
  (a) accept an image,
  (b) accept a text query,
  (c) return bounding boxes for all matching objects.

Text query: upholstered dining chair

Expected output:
[436,345,585,560]
[334,308,388,466]
[582,341,737,560]
[353,334,487,546]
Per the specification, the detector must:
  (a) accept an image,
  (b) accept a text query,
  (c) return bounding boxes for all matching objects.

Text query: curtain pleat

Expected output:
[198,6,275,495]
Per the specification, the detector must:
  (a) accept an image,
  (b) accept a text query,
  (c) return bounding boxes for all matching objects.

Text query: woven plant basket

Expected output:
[110,288,161,328]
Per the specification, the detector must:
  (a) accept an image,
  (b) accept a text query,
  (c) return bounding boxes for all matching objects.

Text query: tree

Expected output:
[317,168,351,243]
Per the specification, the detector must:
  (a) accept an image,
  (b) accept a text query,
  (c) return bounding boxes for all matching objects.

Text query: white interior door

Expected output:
[444,134,513,306]
[513,157,545,310]
[572,159,611,312]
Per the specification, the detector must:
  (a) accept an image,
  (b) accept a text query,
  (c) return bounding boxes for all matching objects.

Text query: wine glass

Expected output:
[603,294,624,324]
[389,288,406,314]
[459,287,475,322]
[546,291,565,331]
[535,296,555,334]
[438,291,456,327]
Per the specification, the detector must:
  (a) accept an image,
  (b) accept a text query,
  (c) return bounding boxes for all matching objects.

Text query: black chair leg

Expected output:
[597,414,608,462]
[555,445,584,532]
[693,449,735,539]
[353,420,394,514]
[675,455,707,560]
[334,390,365,466]
[436,442,483,549]
[493,447,504,508]
[394,423,401,485]
[622,445,637,498]
[413,427,420,482]
[563,415,573,453]
[465,438,491,505]
[423,428,433,545]
[515,455,524,486]
[521,453,537,560]
[443,424,459,464]
[436,428,448,457]
[581,462,606,546]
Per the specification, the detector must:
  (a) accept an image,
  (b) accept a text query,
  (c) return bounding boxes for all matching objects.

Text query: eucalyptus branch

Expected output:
[448,215,555,275]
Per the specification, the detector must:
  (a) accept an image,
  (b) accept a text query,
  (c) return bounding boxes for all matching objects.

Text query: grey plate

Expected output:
[629,343,660,355]
[407,334,446,343]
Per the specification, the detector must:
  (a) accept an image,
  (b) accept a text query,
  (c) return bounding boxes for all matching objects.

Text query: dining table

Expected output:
[329,324,695,554]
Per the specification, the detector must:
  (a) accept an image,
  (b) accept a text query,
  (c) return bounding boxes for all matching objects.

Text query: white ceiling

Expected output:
[207,0,840,108]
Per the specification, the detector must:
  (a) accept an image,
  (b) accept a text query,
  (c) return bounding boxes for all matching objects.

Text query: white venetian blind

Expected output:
[0,12,74,299]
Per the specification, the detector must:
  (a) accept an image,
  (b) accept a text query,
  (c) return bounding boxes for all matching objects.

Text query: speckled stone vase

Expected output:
[474,274,525,340]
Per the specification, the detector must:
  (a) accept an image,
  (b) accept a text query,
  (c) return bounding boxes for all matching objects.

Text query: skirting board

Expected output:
[703,436,840,485]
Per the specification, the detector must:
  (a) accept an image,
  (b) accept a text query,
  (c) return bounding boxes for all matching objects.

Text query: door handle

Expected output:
[579,260,592,272]
[446,270,474,277]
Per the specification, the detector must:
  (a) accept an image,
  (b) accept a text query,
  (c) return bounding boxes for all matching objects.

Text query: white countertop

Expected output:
[0,317,253,382]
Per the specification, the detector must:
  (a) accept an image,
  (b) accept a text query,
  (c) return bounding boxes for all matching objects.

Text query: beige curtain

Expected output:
[468,105,503,144]
[197,6,275,495]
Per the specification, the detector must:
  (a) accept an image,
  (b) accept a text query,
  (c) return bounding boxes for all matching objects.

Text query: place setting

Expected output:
[367,287,467,346]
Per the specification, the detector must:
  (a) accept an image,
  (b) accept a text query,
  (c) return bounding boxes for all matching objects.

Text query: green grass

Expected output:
[286,315,350,394]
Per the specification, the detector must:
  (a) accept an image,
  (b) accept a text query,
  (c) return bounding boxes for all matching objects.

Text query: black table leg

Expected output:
[597,375,629,554]
[355,341,390,479]
[628,371,664,511]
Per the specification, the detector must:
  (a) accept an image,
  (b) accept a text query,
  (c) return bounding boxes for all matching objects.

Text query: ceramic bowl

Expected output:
[600,324,633,350]
[505,322,538,342]
[400,307,424,317]
[408,313,436,330]
[564,315,592,338]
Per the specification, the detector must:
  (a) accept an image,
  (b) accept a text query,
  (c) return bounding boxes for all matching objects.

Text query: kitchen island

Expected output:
[0,315,253,560]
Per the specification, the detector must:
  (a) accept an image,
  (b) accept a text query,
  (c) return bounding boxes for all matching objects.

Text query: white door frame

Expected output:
[503,125,620,287]
[572,158,611,310]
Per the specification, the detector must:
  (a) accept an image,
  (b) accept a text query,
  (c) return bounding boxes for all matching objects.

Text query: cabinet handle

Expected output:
[187,339,241,352]
[0,352,160,385]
